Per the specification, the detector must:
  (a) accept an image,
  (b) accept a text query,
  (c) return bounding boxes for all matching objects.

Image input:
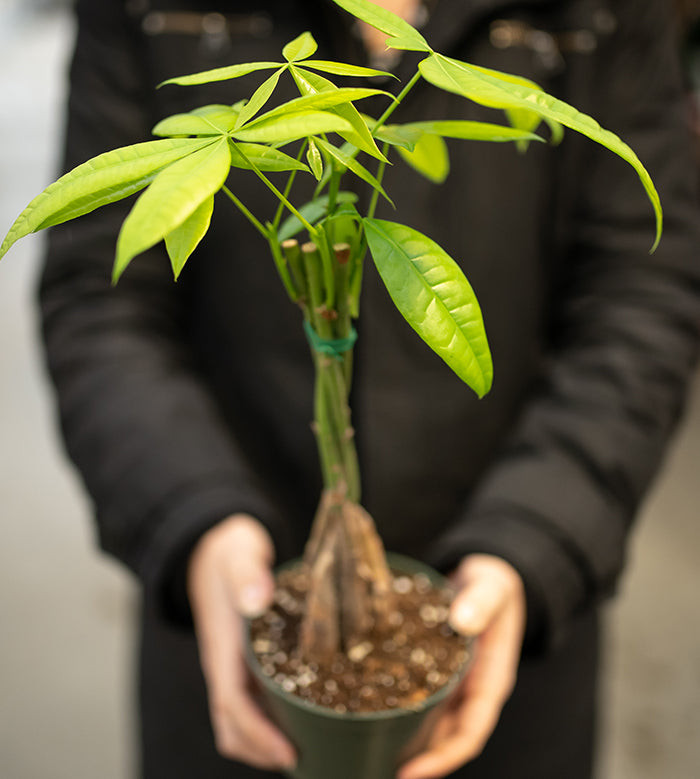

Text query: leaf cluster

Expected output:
[0,0,663,400]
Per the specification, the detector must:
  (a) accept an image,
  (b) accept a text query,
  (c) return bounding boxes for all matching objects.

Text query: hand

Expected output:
[398,555,526,779]
[187,514,296,771]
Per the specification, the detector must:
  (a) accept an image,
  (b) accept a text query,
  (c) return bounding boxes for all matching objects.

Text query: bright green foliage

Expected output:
[114,139,231,281]
[306,139,324,180]
[315,138,394,206]
[159,61,281,88]
[364,218,492,398]
[419,53,662,250]
[234,69,284,128]
[283,31,318,63]
[153,112,236,137]
[397,133,450,184]
[291,67,387,161]
[228,143,311,173]
[0,0,665,405]
[232,111,352,144]
[301,60,396,78]
[0,137,213,260]
[165,195,214,279]
[277,193,358,242]
[330,0,431,52]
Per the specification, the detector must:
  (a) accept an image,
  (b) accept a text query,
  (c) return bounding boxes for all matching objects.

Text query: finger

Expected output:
[449,574,509,636]
[198,598,296,768]
[397,692,501,779]
[221,516,276,617]
[210,684,297,769]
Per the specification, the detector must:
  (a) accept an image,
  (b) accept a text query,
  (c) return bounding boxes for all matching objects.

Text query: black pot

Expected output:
[246,553,472,779]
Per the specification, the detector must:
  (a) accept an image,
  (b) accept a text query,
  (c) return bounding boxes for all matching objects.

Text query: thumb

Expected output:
[221,515,276,618]
[448,556,513,636]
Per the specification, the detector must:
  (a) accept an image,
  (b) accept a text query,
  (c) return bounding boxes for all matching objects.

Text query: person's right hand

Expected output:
[187,514,297,771]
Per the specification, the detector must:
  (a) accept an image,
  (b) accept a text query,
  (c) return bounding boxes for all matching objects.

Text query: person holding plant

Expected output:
[27,0,700,778]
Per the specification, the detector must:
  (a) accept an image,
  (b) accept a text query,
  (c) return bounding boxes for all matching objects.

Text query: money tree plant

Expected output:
[0,0,661,663]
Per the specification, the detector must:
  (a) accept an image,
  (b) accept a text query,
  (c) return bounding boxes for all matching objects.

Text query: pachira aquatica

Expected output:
[0,0,662,656]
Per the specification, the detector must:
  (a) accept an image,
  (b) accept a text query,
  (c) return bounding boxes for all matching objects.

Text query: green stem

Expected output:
[221,185,268,239]
[271,140,308,232]
[371,70,422,137]
[367,141,390,220]
[267,230,299,302]
[231,141,316,234]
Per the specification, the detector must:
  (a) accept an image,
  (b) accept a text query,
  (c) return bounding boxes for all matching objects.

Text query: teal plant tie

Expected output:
[303,320,357,361]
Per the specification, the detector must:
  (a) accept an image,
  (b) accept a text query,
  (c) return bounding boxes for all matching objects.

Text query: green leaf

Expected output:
[277,192,358,241]
[363,218,492,397]
[229,142,311,172]
[303,60,396,79]
[283,31,318,62]
[322,202,362,246]
[153,114,225,137]
[251,87,393,123]
[307,139,324,180]
[231,111,352,144]
[165,195,214,279]
[315,138,394,206]
[370,122,423,151]
[159,61,281,87]
[234,68,284,129]
[419,53,662,250]
[403,120,544,143]
[330,0,431,52]
[292,68,388,161]
[292,67,387,161]
[397,133,450,184]
[0,138,214,260]
[114,138,231,281]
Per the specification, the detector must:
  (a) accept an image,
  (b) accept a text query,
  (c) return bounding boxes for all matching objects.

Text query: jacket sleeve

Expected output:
[428,0,700,649]
[39,0,292,622]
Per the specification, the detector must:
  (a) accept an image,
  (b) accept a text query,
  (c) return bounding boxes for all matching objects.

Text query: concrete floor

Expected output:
[0,4,698,778]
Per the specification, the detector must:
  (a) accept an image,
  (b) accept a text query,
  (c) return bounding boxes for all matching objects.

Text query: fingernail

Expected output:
[240,584,267,617]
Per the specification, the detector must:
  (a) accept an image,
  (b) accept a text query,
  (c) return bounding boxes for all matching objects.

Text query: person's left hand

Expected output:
[397,554,527,779]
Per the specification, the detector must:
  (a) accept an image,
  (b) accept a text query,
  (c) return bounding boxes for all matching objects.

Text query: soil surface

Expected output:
[249,567,471,713]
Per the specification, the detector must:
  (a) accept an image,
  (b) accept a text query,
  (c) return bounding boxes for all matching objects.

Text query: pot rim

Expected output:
[246,552,473,722]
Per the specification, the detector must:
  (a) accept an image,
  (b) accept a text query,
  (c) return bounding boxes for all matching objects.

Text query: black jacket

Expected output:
[39,1,700,775]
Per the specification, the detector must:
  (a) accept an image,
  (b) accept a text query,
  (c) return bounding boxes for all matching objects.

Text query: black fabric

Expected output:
[38,0,700,776]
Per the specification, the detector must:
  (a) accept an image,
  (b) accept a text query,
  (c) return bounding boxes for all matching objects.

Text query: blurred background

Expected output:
[0,1,698,777]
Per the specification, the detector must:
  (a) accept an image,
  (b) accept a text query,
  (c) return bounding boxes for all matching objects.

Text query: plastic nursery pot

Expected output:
[246,553,472,779]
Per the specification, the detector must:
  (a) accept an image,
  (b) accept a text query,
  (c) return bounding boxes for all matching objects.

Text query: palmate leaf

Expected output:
[283,31,318,63]
[419,53,662,250]
[291,67,387,161]
[363,218,492,397]
[231,111,352,144]
[315,138,394,206]
[330,0,431,52]
[397,133,450,184]
[159,61,281,87]
[114,138,231,281]
[277,192,358,241]
[0,138,214,260]
[165,195,214,279]
[229,142,311,173]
